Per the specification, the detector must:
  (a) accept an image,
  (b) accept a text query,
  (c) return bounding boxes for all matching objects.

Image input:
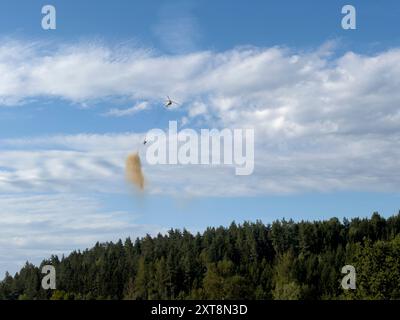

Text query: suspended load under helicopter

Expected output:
[143,96,179,145]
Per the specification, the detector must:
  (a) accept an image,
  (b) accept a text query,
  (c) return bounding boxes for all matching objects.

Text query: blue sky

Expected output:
[1,0,400,275]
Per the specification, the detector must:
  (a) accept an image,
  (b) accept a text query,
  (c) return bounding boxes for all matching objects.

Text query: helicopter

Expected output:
[164,96,179,108]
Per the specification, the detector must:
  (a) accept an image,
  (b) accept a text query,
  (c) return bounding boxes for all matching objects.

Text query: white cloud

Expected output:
[103,101,149,117]
[1,39,400,196]
[1,130,400,197]
[188,101,207,118]
[152,2,201,53]
[0,193,165,276]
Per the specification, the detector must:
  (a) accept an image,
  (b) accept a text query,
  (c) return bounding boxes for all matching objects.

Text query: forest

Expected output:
[0,212,399,300]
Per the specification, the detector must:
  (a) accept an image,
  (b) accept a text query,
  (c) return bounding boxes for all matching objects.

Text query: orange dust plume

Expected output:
[125,152,145,190]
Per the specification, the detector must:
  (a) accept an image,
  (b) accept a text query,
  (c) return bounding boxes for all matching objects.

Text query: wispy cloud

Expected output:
[1,130,400,197]
[1,39,400,196]
[102,101,149,117]
[0,193,165,276]
[152,1,201,53]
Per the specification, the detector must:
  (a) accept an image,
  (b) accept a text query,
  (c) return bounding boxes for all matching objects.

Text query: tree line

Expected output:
[1,212,399,300]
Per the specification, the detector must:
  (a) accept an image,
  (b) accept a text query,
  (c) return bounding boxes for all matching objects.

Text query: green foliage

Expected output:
[272,251,302,299]
[0,213,399,300]
[351,236,400,299]
[202,259,252,299]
